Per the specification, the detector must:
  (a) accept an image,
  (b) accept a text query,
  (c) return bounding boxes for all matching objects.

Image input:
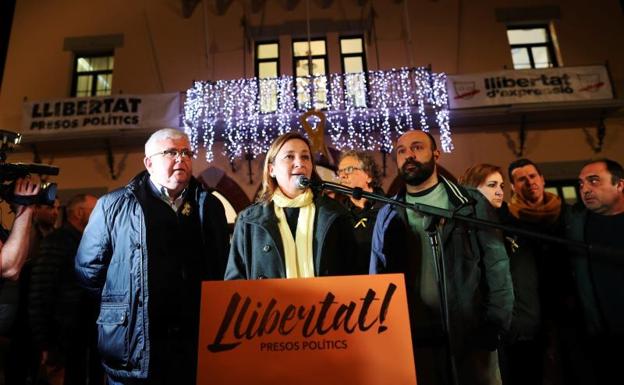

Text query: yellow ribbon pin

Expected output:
[181,202,192,216]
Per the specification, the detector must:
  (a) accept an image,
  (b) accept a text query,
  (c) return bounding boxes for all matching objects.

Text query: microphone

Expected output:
[295,175,365,199]
[295,175,312,190]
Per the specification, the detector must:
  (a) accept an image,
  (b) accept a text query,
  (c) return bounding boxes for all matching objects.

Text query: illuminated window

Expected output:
[255,42,280,113]
[546,180,580,205]
[507,26,558,69]
[71,53,114,97]
[340,36,366,73]
[292,39,328,110]
[340,36,367,107]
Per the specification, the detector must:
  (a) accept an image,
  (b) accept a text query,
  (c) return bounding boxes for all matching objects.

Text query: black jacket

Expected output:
[29,223,93,350]
[225,194,356,279]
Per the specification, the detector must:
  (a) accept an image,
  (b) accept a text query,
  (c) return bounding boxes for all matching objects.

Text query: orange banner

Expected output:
[197,274,416,385]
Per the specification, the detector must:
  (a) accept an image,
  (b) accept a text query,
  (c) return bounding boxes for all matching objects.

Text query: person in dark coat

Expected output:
[29,194,101,385]
[225,132,355,280]
[336,150,383,274]
[502,158,581,385]
[565,158,624,385]
[75,128,230,385]
[460,163,538,385]
[371,130,513,385]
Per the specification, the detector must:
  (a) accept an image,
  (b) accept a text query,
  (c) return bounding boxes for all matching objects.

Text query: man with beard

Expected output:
[371,130,513,385]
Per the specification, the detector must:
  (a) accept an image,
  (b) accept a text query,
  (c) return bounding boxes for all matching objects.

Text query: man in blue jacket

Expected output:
[371,130,513,385]
[75,128,230,385]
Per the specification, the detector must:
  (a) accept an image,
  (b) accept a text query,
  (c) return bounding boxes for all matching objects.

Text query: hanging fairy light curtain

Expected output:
[183,66,452,162]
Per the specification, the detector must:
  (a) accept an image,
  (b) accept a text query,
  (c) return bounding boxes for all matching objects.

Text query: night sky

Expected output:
[0,0,17,89]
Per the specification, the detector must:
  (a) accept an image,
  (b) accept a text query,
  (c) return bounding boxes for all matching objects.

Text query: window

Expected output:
[545,180,580,205]
[255,42,280,113]
[506,26,557,69]
[340,36,367,107]
[340,36,366,74]
[292,39,328,110]
[71,53,114,97]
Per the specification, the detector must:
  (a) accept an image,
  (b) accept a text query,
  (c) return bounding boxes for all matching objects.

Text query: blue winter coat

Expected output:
[74,172,229,379]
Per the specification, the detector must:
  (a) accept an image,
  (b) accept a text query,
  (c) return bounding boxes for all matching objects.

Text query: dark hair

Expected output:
[257,132,320,203]
[66,194,90,214]
[584,158,624,185]
[338,150,382,189]
[508,158,541,182]
[423,131,437,152]
[459,164,504,188]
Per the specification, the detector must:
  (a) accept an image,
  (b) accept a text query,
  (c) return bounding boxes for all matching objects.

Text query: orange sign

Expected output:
[197,274,416,385]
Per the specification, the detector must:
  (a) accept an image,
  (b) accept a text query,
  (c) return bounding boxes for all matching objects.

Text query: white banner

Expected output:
[22,93,180,134]
[447,66,613,109]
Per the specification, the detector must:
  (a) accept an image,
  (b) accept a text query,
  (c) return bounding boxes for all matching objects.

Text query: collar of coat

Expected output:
[240,194,341,228]
[388,175,479,241]
[237,195,343,276]
[395,175,475,209]
[125,170,206,201]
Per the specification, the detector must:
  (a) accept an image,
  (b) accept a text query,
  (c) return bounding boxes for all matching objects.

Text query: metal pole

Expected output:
[402,0,415,67]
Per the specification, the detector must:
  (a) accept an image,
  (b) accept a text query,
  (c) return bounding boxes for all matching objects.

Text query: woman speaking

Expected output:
[225,132,355,280]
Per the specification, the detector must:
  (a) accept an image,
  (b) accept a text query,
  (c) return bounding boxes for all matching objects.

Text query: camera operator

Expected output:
[0,177,41,281]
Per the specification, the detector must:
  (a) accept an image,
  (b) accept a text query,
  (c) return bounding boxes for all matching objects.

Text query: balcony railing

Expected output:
[184,67,452,162]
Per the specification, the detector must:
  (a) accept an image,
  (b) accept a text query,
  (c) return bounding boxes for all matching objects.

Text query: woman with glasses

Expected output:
[225,132,355,280]
[336,150,384,274]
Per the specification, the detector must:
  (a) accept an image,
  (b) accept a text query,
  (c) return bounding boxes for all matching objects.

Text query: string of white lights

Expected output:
[183,67,452,161]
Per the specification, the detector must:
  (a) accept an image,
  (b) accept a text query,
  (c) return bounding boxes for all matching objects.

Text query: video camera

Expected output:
[0,130,59,206]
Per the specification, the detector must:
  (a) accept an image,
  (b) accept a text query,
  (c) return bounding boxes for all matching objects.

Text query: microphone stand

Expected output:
[310,179,624,385]
[424,215,459,385]
[318,180,467,384]
[312,180,624,265]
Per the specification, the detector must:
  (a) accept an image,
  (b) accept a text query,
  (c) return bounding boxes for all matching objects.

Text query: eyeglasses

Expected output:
[149,148,196,160]
[336,166,363,176]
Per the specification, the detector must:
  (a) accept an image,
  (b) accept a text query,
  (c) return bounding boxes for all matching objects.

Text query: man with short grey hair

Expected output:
[76,128,230,385]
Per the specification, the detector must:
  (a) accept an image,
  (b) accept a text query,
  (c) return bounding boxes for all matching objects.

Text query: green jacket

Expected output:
[371,176,514,353]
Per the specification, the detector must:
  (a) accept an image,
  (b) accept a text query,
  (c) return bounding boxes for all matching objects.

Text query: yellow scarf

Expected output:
[272,189,316,278]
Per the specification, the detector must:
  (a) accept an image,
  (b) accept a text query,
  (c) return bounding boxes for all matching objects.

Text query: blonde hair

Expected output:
[257,132,320,203]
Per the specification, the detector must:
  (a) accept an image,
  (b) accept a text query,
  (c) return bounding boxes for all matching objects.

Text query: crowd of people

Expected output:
[0,127,622,385]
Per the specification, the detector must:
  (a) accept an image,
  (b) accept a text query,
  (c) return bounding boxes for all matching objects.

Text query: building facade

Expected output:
[1,0,623,223]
